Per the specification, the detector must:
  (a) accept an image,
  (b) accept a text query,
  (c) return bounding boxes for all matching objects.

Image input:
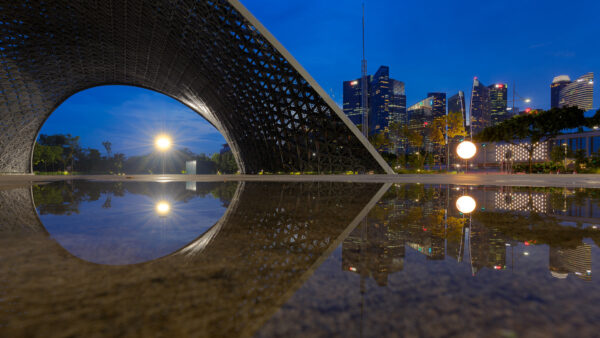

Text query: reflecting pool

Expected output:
[0,181,599,337]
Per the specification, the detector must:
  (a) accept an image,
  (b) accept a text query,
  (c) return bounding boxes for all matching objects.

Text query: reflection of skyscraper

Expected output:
[558,72,594,111]
[469,77,491,136]
[469,222,506,274]
[342,219,405,287]
[446,225,466,262]
[488,83,508,125]
[549,244,592,281]
[551,75,571,109]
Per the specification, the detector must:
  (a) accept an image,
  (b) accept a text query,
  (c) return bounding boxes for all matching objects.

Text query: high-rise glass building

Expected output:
[370,66,392,135]
[343,65,406,136]
[343,78,369,126]
[389,80,407,125]
[488,83,508,126]
[447,91,467,163]
[448,91,466,122]
[558,72,594,111]
[469,77,491,136]
[551,75,571,108]
[427,92,446,118]
[407,97,434,151]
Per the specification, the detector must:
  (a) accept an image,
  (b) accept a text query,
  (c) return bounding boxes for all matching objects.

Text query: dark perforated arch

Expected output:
[0,0,392,174]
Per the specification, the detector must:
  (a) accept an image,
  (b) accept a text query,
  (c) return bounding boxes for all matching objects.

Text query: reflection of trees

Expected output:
[472,212,600,249]
[33,181,237,215]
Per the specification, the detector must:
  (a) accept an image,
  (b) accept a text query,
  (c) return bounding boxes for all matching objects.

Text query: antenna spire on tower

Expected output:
[361,2,369,137]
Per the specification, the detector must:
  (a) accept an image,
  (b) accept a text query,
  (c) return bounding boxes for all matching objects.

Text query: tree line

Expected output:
[33,134,238,174]
[366,111,468,170]
[475,106,600,173]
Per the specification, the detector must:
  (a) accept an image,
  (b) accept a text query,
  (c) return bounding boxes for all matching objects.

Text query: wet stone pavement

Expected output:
[0,180,599,337]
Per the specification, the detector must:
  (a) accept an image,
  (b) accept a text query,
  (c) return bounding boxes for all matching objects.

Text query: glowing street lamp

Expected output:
[155,135,172,151]
[457,141,477,160]
[154,135,172,175]
[155,201,171,217]
[456,195,476,214]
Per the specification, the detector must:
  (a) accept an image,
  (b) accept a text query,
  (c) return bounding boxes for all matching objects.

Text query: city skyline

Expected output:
[242,0,599,111]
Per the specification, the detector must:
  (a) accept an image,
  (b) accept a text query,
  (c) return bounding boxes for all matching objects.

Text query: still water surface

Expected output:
[0,180,599,337]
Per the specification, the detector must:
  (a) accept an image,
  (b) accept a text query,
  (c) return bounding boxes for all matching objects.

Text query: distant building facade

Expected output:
[343,65,406,136]
[370,66,392,135]
[343,78,369,126]
[488,83,508,126]
[551,75,571,108]
[448,91,466,122]
[469,77,491,136]
[427,92,447,119]
[557,72,594,111]
[407,96,434,151]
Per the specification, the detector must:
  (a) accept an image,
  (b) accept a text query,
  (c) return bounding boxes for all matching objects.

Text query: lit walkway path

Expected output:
[2,174,600,188]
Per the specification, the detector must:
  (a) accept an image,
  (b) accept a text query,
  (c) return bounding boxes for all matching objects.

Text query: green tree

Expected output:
[574,149,588,171]
[212,152,238,174]
[475,107,600,173]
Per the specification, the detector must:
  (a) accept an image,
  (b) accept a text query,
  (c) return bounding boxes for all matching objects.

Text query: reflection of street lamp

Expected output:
[155,135,172,175]
[563,143,568,172]
[155,201,171,217]
[456,195,476,214]
[457,141,477,173]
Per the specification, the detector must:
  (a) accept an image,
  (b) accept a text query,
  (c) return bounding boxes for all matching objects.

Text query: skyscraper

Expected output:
[370,66,392,135]
[427,92,447,118]
[343,78,369,126]
[447,91,467,164]
[389,80,407,125]
[407,96,434,151]
[558,72,594,111]
[488,83,508,125]
[448,91,466,123]
[551,75,571,108]
[389,79,407,154]
[343,65,406,136]
[469,77,491,136]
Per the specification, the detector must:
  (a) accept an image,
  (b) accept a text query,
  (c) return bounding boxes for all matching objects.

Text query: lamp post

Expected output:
[457,141,477,174]
[155,135,172,175]
[511,81,532,115]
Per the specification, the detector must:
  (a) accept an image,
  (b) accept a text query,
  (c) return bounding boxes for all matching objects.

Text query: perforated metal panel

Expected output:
[0,0,392,174]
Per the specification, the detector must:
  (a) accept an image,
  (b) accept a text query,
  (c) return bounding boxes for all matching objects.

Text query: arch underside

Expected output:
[0,0,391,174]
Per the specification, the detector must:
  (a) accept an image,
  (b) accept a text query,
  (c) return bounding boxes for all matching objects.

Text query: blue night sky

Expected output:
[42,0,600,156]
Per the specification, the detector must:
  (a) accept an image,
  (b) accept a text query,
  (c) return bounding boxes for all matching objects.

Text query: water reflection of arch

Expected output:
[0,181,389,337]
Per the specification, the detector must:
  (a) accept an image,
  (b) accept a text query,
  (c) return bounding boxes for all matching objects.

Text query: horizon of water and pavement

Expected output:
[3,173,600,189]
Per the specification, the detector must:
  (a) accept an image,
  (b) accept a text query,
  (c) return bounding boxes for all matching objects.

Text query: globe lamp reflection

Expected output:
[155,201,171,216]
[457,141,477,160]
[155,135,172,151]
[456,196,476,214]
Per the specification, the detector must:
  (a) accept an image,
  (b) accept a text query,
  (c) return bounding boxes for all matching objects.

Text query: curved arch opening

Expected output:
[31,180,241,265]
[33,85,239,175]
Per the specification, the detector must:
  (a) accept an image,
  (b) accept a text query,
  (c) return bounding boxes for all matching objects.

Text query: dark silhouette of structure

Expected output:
[0,0,392,174]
